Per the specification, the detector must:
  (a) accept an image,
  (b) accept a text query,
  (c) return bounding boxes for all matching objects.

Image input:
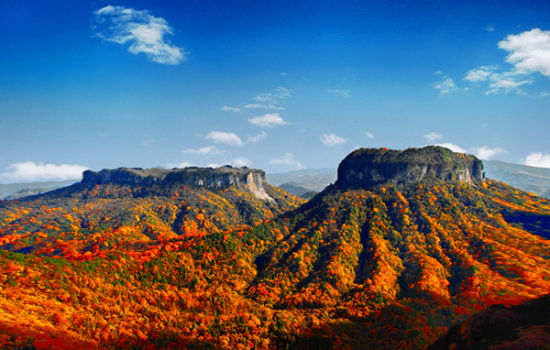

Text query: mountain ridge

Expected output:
[0,146,549,349]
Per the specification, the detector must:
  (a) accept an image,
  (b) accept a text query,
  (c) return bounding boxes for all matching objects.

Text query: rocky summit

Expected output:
[80,165,274,201]
[336,146,484,189]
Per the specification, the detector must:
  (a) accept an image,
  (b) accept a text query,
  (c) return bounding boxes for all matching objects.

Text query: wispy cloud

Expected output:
[326,89,351,98]
[244,103,285,110]
[486,78,531,94]
[472,146,505,160]
[93,5,184,65]
[424,132,443,142]
[464,66,531,95]
[182,146,226,155]
[523,152,550,168]
[321,133,346,146]
[167,161,194,168]
[1,161,87,182]
[270,152,303,168]
[435,143,505,160]
[464,28,550,95]
[244,87,291,110]
[231,157,251,167]
[248,113,287,128]
[205,131,243,146]
[248,131,268,143]
[435,143,467,153]
[365,132,375,139]
[221,105,242,112]
[464,65,497,82]
[433,76,458,95]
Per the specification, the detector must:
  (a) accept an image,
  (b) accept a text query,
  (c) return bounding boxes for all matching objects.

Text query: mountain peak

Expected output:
[336,146,484,189]
[81,165,274,201]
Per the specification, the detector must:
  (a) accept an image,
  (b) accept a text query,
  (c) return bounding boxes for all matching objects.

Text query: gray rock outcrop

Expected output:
[81,166,274,201]
[336,146,484,189]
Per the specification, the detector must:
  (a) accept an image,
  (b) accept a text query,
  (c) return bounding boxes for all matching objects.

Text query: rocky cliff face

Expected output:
[81,166,274,201]
[336,146,484,189]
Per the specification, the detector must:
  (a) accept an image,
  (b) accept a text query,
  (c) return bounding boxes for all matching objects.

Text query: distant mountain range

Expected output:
[484,160,550,198]
[267,160,550,198]
[0,180,77,200]
[3,159,547,201]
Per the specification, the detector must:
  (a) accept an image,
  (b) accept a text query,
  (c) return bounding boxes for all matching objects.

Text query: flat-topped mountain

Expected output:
[83,165,266,190]
[336,146,484,189]
[53,165,273,202]
[1,148,550,349]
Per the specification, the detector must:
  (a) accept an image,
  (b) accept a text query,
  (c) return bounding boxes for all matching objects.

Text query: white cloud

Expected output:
[433,143,505,159]
[244,87,291,110]
[486,25,495,32]
[280,72,288,76]
[221,105,241,112]
[1,162,88,182]
[434,76,458,94]
[486,78,531,94]
[270,152,303,168]
[321,133,346,146]
[464,29,550,95]
[365,132,375,139]
[435,143,467,153]
[182,146,226,155]
[205,131,243,146]
[464,66,496,82]
[231,158,251,167]
[244,103,285,110]
[523,152,550,168]
[93,5,184,65]
[254,87,291,103]
[473,146,505,160]
[248,113,287,128]
[424,132,442,142]
[248,131,268,143]
[167,161,194,168]
[499,28,550,77]
[326,89,351,98]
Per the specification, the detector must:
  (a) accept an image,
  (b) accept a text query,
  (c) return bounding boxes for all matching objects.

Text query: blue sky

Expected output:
[1,0,550,182]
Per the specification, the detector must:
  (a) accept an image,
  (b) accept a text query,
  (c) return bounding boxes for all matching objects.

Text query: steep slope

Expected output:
[246,146,550,348]
[0,166,303,259]
[0,148,549,349]
[484,159,550,198]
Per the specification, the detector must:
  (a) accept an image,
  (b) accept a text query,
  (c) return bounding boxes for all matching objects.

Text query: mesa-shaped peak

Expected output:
[80,166,272,200]
[335,146,484,189]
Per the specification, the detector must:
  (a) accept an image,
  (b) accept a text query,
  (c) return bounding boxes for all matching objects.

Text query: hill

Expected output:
[0,180,77,200]
[0,148,549,349]
[267,168,336,192]
[484,159,550,198]
[0,166,303,258]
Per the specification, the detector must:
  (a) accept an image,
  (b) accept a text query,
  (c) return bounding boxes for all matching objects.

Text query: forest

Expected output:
[0,170,549,349]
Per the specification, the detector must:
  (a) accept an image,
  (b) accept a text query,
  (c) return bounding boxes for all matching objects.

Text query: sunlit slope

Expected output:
[0,167,303,259]
[0,149,549,349]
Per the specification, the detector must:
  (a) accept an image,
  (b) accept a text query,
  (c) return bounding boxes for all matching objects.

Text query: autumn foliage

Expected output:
[0,176,549,349]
